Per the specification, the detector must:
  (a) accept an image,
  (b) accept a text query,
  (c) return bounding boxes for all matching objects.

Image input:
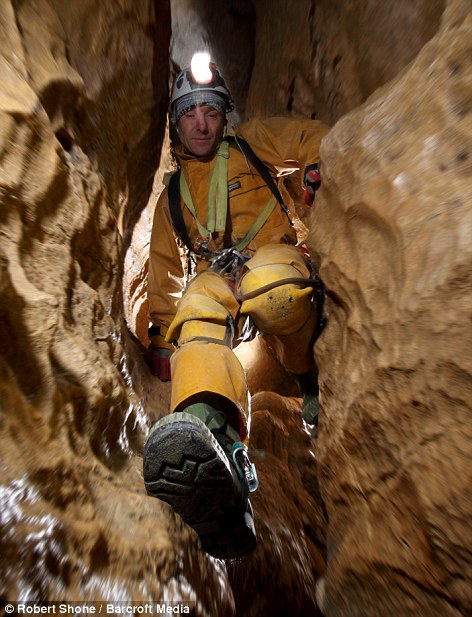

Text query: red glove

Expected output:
[145,347,172,381]
[303,164,321,206]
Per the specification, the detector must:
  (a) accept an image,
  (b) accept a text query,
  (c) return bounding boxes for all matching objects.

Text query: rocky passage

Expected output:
[1,1,471,616]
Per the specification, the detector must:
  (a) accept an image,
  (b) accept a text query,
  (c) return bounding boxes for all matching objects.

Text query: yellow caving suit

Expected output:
[147,116,330,439]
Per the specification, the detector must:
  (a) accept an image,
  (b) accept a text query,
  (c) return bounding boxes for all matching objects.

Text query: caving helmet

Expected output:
[171,52,234,123]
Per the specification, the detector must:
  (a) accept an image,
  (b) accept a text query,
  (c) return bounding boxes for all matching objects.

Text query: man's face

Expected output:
[177,105,226,157]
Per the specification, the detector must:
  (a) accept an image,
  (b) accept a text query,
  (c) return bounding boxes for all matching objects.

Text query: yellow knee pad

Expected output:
[237,244,314,335]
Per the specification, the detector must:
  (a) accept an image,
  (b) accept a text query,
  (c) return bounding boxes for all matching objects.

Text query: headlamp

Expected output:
[190,52,213,84]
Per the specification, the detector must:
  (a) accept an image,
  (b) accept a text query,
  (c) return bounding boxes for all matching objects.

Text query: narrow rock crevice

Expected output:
[1,1,471,616]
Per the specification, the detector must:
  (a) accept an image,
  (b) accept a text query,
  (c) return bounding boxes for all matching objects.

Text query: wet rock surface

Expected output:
[1,0,471,615]
[0,0,232,607]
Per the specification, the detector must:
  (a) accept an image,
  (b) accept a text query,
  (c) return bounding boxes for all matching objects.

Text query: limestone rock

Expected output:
[245,0,444,125]
[230,392,326,617]
[2,0,471,614]
[308,2,472,614]
[0,0,234,608]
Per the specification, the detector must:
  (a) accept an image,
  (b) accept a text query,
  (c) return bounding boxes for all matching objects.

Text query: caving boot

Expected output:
[143,402,258,560]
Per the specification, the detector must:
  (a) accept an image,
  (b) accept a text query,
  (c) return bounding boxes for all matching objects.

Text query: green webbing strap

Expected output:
[180,141,229,238]
[208,141,229,233]
[233,195,277,252]
[169,139,284,259]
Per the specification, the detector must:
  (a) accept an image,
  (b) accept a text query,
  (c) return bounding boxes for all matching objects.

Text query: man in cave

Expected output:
[142,53,329,560]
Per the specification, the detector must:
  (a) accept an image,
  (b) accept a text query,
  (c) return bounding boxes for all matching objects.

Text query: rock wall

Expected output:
[307,1,472,615]
[1,0,471,615]
[0,0,231,606]
[245,0,445,124]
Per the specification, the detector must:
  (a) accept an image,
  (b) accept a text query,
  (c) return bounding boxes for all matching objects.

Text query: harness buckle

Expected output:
[231,442,259,493]
[194,235,214,258]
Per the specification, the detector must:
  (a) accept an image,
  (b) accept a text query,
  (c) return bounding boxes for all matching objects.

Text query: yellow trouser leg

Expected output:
[166,271,249,439]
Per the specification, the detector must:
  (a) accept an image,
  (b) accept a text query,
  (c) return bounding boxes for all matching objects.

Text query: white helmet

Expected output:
[171,57,233,123]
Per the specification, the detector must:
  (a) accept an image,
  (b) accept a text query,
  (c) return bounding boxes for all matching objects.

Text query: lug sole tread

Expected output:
[143,412,256,559]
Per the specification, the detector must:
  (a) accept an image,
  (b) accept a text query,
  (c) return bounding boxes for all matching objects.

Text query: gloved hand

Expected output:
[303,163,322,206]
[145,347,172,381]
[146,327,173,381]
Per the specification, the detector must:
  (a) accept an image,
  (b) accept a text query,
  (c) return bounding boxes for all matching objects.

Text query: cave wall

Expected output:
[0,0,235,606]
[307,1,472,614]
[1,0,471,615]
[245,0,446,124]
[0,0,169,457]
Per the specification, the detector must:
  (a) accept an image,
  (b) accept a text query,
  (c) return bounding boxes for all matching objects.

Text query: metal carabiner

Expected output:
[231,442,259,493]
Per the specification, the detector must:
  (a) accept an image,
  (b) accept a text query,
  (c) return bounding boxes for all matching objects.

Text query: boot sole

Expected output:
[143,412,256,559]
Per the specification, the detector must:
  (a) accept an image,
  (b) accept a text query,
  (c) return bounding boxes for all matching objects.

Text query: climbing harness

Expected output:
[167,136,292,271]
[179,141,230,240]
[167,136,327,342]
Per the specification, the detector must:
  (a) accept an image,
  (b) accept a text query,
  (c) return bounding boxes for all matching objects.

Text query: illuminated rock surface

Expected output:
[308,2,472,614]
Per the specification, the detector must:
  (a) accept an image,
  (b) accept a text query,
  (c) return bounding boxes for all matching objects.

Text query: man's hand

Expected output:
[146,327,173,381]
[145,347,172,381]
[303,163,321,206]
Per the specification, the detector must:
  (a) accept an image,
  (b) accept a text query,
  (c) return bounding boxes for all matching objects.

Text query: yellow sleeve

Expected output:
[236,116,330,185]
[147,187,185,334]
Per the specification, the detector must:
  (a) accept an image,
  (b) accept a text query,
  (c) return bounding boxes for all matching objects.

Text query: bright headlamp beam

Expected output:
[191,52,212,84]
